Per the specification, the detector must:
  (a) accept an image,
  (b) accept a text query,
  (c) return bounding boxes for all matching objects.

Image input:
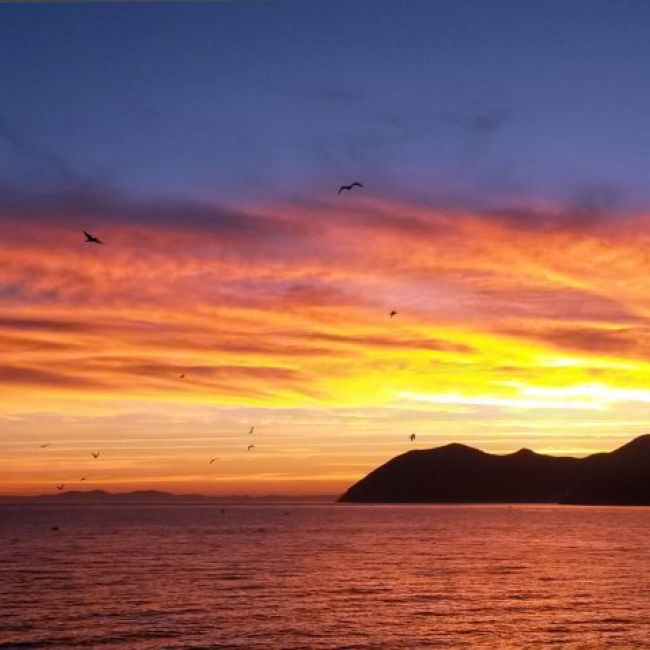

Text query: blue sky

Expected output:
[3,0,650,207]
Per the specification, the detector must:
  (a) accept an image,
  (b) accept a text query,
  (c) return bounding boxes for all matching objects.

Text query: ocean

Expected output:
[1,504,649,649]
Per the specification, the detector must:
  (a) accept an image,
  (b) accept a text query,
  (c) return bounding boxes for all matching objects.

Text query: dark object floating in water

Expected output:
[339,434,650,505]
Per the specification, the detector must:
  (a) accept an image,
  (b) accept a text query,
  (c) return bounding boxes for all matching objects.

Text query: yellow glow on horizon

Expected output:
[4,197,650,494]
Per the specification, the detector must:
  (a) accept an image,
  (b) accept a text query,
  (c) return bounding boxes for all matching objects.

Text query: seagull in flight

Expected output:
[390,310,398,318]
[247,444,255,452]
[39,443,50,448]
[410,433,416,442]
[248,426,254,435]
[179,373,185,379]
[80,477,86,482]
[209,458,219,464]
[338,181,363,195]
[91,451,100,459]
[56,484,65,491]
[83,230,104,245]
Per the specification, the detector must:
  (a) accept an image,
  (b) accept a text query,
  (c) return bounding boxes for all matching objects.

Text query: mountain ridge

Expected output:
[339,435,650,505]
[0,490,336,504]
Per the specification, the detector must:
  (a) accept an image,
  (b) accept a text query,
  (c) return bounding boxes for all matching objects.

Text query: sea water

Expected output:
[1,504,649,649]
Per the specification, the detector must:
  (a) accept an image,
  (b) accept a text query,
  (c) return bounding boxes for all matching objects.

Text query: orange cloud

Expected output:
[3,190,650,494]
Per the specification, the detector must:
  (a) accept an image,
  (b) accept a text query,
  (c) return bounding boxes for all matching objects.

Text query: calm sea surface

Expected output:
[1,504,649,649]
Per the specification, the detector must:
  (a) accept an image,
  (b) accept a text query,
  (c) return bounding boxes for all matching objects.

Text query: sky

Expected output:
[4,0,650,495]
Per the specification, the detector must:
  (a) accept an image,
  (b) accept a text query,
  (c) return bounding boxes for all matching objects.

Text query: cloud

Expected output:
[0,184,315,241]
[122,362,299,382]
[524,327,644,356]
[307,331,474,355]
[0,316,93,333]
[477,286,641,325]
[4,184,650,421]
[0,334,81,353]
[0,365,105,390]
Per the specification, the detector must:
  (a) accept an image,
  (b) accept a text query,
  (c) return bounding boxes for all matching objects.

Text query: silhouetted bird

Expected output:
[247,444,255,452]
[80,477,86,482]
[390,310,398,318]
[39,443,50,448]
[56,484,65,491]
[51,526,60,532]
[179,374,185,379]
[249,426,254,435]
[91,451,100,459]
[209,458,219,464]
[83,230,103,245]
[338,182,363,195]
[410,433,416,442]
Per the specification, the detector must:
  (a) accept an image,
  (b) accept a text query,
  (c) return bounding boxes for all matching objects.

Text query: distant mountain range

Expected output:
[340,435,650,505]
[0,490,335,504]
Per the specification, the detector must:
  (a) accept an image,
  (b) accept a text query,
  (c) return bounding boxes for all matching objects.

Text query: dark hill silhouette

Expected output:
[339,435,650,505]
[0,490,336,504]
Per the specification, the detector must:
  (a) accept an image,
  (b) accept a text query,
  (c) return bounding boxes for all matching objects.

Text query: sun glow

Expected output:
[4,195,650,493]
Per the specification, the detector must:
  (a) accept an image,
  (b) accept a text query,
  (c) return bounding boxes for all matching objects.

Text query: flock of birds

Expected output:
[52,451,101,490]
[46,182,420,491]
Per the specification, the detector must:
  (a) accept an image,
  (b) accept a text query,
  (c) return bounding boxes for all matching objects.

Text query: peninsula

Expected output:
[340,435,650,504]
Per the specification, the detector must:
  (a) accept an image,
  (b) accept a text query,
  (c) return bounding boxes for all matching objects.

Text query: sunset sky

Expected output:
[4,1,650,495]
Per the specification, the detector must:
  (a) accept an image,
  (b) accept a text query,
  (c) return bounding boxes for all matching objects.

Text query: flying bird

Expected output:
[56,484,65,491]
[179,374,185,379]
[248,426,254,435]
[91,451,100,459]
[209,458,219,464]
[39,443,50,448]
[80,477,86,482]
[247,444,255,452]
[410,433,416,442]
[338,182,363,195]
[83,230,104,245]
[390,310,398,318]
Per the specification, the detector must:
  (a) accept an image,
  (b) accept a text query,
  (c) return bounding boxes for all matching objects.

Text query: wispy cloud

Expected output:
[4,184,650,493]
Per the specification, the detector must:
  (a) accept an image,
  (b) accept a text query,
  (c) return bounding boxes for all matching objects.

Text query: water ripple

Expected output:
[1,504,649,648]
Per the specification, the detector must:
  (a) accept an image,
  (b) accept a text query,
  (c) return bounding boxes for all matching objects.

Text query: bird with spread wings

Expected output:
[338,181,363,195]
[83,230,104,244]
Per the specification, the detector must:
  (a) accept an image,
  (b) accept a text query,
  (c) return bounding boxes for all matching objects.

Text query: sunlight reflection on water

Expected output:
[1,504,649,649]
